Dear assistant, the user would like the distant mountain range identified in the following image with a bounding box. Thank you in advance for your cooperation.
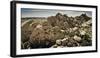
[21,17,46,20]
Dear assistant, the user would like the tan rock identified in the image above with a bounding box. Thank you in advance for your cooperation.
[80,30,86,35]
[56,39,62,45]
[73,35,81,42]
[51,44,58,48]
[73,27,78,31]
[57,46,64,48]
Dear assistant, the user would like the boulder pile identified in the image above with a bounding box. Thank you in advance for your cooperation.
[21,13,92,49]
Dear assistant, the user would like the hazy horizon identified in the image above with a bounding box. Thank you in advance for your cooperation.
[21,8,92,18]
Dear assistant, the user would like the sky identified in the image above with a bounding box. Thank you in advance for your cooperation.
[21,8,92,18]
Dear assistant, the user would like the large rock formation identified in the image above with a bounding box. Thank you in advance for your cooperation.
[21,13,92,49]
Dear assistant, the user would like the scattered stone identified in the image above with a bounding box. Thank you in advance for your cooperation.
[73,27,78,31]
[80,30,86,35]
[62,37,68,41]
[51,44,58,48]
[57,46,64,48]
[67,42,73,47]
[36,24,42,29]
[61,38,68,46]
[23,41,30,49]
[73,35,81,42]
[56,39,62,46]
[82,23,88,27]
[60,30,65,32]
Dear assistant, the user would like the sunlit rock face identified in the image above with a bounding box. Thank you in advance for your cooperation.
[21,13,92,49]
